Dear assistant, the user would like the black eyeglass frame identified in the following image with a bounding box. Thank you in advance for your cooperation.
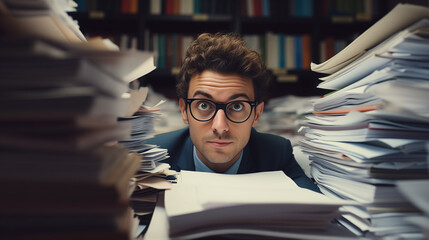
[185,98,258,123]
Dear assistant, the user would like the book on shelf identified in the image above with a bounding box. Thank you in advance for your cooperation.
[150,0,232,16]
[152,33,194,71]
[121,0,139,14]
[323,0,375,21]
[319,37,349,64]
[241,0,313,18]
[73,0,139,15]
[244,32,312,71]
[119,34,138,51]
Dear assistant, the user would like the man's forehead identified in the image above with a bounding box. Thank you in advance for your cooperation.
[189,81,254,101]
[191,90,251,101]
[189,71,254,91]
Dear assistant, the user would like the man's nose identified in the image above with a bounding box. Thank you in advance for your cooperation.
[211,109,230,134]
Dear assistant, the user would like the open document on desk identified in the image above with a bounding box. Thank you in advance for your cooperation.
[144,170,365,240]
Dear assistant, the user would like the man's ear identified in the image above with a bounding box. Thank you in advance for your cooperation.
[179,98,189,125]
[252,102,264,128]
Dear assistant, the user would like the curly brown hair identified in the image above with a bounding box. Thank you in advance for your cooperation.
[177,32,271,102]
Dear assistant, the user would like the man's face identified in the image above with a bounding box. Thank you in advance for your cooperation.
[179,70,264,173]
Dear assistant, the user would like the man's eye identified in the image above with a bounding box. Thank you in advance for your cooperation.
[231,102,244,111]
[197,102,212,111]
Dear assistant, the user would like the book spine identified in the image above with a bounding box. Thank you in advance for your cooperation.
[246,0,254,17]
[165,0,174,15]
[158,34,166,69]
[166,34,172,69]
[278,33,285,69]
[262,0,270,17]
[302,34,311,69]
[176,35,183,67]
[194,0,202,14]
[259,34,266,64]
[254,0,262,17]
[150,0,162,15]
[171,34,178,68]
[265,32,279,69]
[285,35,295,69]
[129,0,139,14]
[294,35,302,69]
[319,40,326,63]
[173,0,180,15]
[240,0,247,16]
[75,0,87,12]
[325,37,335,60]
[121,0,130,14]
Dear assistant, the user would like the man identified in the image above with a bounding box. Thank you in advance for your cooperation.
[148,33,320,192]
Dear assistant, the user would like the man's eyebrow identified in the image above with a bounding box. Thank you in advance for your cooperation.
[193,91,251,101]
[193,91,213,99]
[228,93,250,101]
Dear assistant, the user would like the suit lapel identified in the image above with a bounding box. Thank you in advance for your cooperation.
[237,145,253,173]
[237,129,257,173]
[176,135,195,171]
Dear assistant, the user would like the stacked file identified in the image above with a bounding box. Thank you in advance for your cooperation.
[164,171,357,240]
[118,86,175,224]
[119,86,169,172]
[300,3,429,239]
[256,95,319,145]
[0,0,156,239]
[397,180,429,240]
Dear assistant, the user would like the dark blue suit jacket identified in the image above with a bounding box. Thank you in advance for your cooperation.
[147,127,320,192]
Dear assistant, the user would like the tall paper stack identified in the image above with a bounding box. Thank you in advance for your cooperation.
[118,87,174,225]
[0,0,156,239]
[300,3,429,239]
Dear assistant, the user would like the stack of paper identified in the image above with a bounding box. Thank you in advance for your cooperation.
[397,180,429,240]
[162,170,358,240]
[118,86,175,224]
[256,95,319,145]
[300,3,429,239]
[0,0,157,239]
[0,0,85,43]
[119,87,170,172]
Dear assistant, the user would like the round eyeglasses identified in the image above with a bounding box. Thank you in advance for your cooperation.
[185,98,258,123]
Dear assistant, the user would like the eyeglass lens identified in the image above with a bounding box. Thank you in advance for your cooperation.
[189,99,252,122]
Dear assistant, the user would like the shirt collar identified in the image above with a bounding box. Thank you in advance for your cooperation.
[193,145,242,174]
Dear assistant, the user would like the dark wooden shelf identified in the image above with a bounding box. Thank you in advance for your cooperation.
[69,12,139,35]
[70,0,424,98]
[147,14,232,22]
[145,15,233,34]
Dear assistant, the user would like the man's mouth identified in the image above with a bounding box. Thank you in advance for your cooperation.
[207,140,232,148]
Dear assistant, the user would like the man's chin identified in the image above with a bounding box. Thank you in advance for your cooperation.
[206,155,234,165]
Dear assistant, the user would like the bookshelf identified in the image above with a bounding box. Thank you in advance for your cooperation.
[70,0,427,99]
